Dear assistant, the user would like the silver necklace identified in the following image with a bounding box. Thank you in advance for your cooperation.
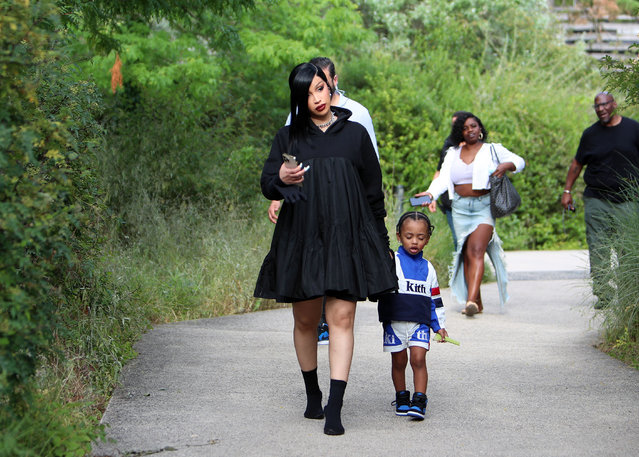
[316,111,335,129]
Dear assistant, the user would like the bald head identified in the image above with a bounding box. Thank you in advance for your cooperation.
[595,91,614,102]
[593,92,619,126]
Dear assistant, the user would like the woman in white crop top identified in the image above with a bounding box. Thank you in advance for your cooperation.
[414,113,525,316]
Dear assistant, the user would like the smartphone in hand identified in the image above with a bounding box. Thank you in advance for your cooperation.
[283,153,310,172]
[282,153,298,169]
[409,195,432,206]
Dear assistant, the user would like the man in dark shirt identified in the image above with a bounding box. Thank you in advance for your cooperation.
[562,92,639,307]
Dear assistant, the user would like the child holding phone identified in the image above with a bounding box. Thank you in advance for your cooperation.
[378,211,448,420]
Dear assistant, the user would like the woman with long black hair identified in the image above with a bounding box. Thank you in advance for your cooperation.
[254,62,396,435]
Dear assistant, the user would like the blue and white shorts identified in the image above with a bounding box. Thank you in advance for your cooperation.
[383,321,431,352]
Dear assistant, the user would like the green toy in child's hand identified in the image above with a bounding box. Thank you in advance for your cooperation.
[434,333,460,346]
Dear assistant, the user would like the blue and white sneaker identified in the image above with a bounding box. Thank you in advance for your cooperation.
[317,323,329,345]
[407,392,428,420]
[391,390,411,416]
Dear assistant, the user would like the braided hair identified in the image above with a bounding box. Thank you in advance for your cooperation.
[396,211,434,236]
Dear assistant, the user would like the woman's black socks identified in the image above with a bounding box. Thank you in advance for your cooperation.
[301,368,324,419]
[324,379,347,435]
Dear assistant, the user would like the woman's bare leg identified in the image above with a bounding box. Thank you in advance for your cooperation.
[293,298,325,419]
[464,224,494,304]
[323,297,356,435]
[324,297,357,381]
[292,297,323,371]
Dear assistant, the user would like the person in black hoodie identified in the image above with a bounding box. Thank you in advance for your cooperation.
[254,62,396,435]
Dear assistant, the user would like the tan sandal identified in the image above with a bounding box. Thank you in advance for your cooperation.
[464,300,479,317]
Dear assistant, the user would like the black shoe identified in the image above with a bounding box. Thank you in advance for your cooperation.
[304,392,324,419]
[407,392,428,420]
[391,390,411,416]
[323,379,346,435]
[323,401,344,435]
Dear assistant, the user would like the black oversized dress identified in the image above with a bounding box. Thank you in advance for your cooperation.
[254,107,397,303]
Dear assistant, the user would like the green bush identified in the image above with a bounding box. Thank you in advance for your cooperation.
[0,0,96,407]
[0,390,102,457]
[100,85,263,214]
[594,183,639,367]
[0,1,128,453]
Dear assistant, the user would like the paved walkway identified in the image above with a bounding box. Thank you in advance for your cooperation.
[92,251,639,457]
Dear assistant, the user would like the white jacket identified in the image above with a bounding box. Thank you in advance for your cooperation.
[426,142,525,199]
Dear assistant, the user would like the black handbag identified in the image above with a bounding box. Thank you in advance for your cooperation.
[489,144,521,218]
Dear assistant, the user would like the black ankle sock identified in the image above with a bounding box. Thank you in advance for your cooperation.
[324,379,347,435]
[301,368,323,419]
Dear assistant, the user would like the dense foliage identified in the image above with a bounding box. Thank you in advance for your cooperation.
[84,0,603,250]
[594,182,639,369]
[1,0,95,405]
[0,1,110,453]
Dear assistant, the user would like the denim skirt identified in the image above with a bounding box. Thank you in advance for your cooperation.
[451,194,494,250]
[448,193,509,311]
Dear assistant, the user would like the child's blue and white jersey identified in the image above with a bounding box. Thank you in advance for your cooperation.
[377,246,445,331]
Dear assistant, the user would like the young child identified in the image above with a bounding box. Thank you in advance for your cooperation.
[378,211,448,420]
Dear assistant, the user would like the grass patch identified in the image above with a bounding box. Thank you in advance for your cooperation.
[0,385,104,457]
[105,197,284,322]
[593,184,639,369]
[599,329,639,370]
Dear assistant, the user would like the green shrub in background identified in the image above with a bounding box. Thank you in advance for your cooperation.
[1,1,157,453]
[99,85,264,218]
[594,182,639,369]
[360,0,554,65]
[0,1,110,451]
[1,0,82,407]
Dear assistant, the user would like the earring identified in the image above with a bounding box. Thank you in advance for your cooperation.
[479,132,484,140]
